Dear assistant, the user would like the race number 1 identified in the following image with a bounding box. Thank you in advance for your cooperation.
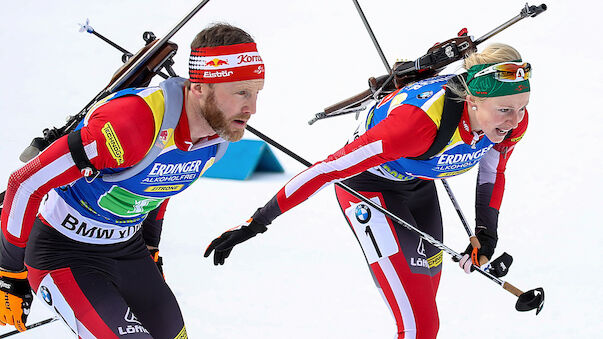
[345,198,399,264]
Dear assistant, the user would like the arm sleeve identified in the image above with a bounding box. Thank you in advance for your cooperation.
[142,199,170,248]
[0,96,155,270]
[475,110,529,235]
[252,104,437,226]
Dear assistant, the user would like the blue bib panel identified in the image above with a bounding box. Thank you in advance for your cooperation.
[54,86,219,227]
[365,75,495,180]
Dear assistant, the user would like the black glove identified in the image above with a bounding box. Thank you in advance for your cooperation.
[149,249,164,278]
[458,226,498,273]
[0,269,33,332]
[485,252,513,278]
[204,218,267,265]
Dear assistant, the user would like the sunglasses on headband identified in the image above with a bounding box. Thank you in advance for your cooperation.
[473,61,531,82]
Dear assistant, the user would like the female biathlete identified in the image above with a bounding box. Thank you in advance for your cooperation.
[205,43,532,339]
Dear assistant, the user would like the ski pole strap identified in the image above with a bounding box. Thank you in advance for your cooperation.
[67,130,99,179]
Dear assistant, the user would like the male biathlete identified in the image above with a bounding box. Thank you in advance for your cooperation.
[0,23,265,338]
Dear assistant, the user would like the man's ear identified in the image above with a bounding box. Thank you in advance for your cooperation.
[189,82,204,97]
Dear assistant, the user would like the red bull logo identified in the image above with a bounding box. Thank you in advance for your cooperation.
[205,58,229,67]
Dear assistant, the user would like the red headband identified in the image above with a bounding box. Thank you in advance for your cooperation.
[189,42,265,83]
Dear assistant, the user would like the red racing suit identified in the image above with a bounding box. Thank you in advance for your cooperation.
[250,75,528,339]
[0,80,222,338]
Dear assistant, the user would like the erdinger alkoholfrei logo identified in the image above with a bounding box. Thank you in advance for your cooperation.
[355,204,371,224]
[40,286,52,306]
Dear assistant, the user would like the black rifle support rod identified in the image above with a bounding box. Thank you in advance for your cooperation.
[353,0,391,73]
[91,30,131,56]
[473,3,547,45]
[107,0,211,93]
[82,23,169,79]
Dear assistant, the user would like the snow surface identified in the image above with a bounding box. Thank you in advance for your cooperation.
[1,0,602,338]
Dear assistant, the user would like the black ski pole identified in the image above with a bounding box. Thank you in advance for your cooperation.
[353,0,391,73]
[440,179,481,250]
[245,124,544,314]
[0,317,60,338]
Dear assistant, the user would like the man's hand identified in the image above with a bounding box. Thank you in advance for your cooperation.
[204,218,267,265]
[0,269,33,332]
[458,226,497,274]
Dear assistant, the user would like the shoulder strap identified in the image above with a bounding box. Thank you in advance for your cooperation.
[103,77,187,183]
[408,76,465,161]
[66,77,187,183]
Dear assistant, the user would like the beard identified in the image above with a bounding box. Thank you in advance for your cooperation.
[201,91,248,142]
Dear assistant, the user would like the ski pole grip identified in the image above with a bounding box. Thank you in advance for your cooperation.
[503,281,523,297]
[324,89,372,114]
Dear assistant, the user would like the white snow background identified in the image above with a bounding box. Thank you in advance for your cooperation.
[1,0,601,338]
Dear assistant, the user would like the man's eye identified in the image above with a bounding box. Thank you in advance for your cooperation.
[498,108,510,113]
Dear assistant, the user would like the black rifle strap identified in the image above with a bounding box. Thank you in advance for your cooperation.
[408,77,465,161]
[67,130,99,178]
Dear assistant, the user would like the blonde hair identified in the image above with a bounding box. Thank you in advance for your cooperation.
[449,43,523,101]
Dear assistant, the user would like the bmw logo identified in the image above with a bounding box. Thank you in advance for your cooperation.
[417,91,433,100]
[40,286,52,306]
[355,204,371,224]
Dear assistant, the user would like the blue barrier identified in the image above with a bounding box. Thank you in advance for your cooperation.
[202,139,284,180]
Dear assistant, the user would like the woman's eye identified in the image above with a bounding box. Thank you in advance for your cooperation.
[237,91,248,96]
[498,108,510,113]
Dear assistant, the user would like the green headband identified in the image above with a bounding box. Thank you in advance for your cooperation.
[466,60,531,97]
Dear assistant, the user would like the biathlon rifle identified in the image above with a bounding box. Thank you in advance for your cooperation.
[308,2,547,125]
[18,0,213,164]
[0,2,213,333]
[0,0,212,206]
